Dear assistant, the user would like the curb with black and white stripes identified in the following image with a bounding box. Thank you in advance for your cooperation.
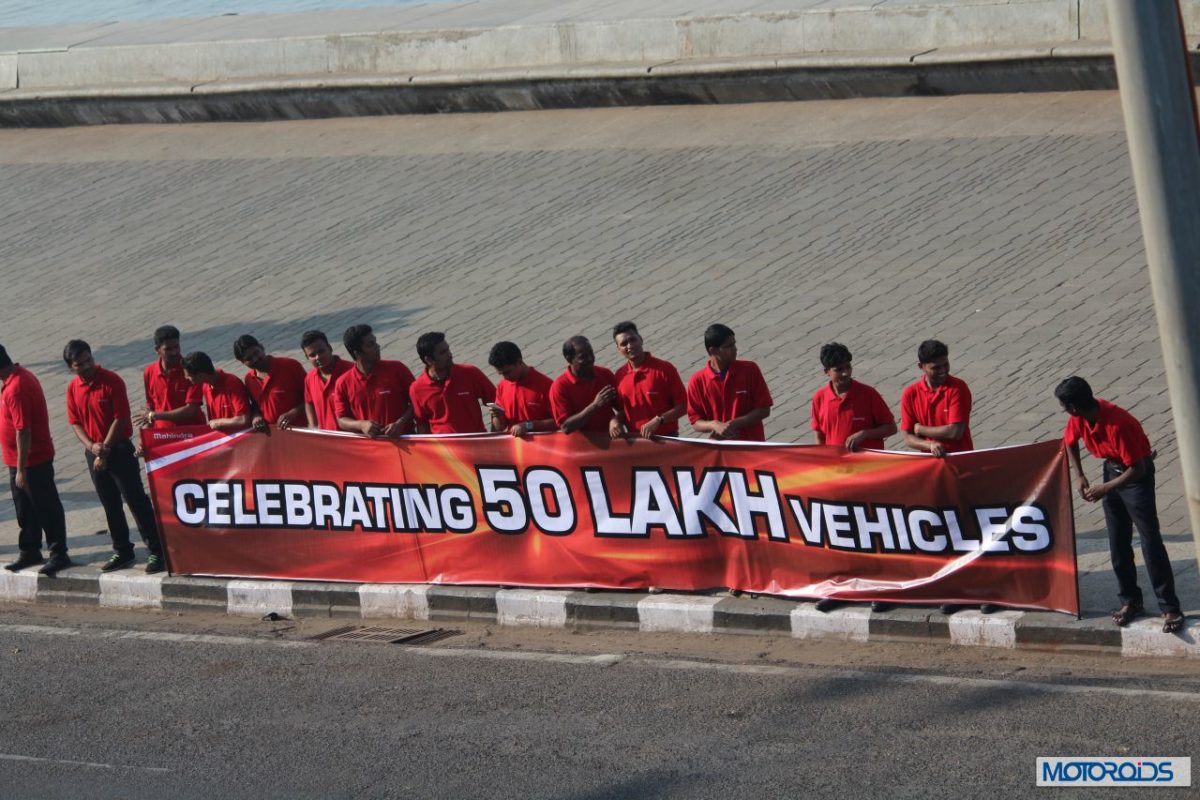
[1,568,1196,659]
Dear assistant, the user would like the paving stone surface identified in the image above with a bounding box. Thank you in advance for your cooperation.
[0,90,1195,614]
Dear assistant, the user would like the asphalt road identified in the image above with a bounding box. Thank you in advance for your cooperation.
[1,605,1196,799]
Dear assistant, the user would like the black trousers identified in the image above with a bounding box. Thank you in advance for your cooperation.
[8,459,68,557]
[85,439,161,557]
[1102,460,1180,614]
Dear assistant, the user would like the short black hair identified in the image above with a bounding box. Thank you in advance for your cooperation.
[62,339,91,366]
[154,325,181,348]
[232,334,262,362]
[488,341,522,369]
[0,345,10,370]
[343,325,373,360]
[820,342,852,370]
[704,324,734,352]
[300,330,329,350]
[612,321,639,340]
[416,331,446,364]
[917,339,949,364]
[1055,376,1097,410]
[182,351,215,376]
[563,335,590,362]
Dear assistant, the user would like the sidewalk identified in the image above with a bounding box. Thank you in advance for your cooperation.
[1,0,1198,125]
[1,504,1197,659]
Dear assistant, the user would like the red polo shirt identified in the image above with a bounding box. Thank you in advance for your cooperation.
[1064,398,1152,467]
[900,374,974,453]
[143,360,205,427]
[304,357,353,431]
[244,355,308,425]
[810,379,894,450]
[686,359,773,442]
[495,367,553,425]
[204,370,251,422]
[66,366,132,443]
[550,366,617,433]
[409,363,495,434]
[614,353,687,436]
[0,366,54,467]
[332,360,416,429]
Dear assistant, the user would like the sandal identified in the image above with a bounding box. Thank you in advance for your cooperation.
[1111,602,1143,627]
[1162,611,1185,634]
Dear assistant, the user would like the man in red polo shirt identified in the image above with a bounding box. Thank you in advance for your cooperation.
[550,336,621,435]
[334,324,415,439]
[612,321,686,439]
[182,352,253,432]
[410,332,495,434]
[899,338,981,616]
[687,324,773,442]
[900,339,973,457]
[809,341,897,613]
[1,344,71,576]
[233,334,307,430]
[301,329,352,431]
[1056,376,1183,633]
[63,340,164,574]
[487,341,554,437]
[134,324,205,430]
[810,342,895,451]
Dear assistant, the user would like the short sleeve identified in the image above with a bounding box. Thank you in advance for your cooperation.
[750,364,773,409]
[65,385,80,427]
[945,383,972,425]
[685,373,706,425]
[899,386,915,433]
[666,364,687,408]
[809,392,822,432]
[474,367,496,404]
[549,379,570,426]
[869,387,895,426]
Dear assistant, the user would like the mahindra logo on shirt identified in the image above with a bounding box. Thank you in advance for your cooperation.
[735,390,748,394]
[457,392,472,397]
[378,390,392,395]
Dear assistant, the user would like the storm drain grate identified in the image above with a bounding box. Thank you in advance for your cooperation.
[308,626,462,645]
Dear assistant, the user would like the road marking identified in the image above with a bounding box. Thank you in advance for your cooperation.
[3,621,1198,701]
[0,623,313,648]
[948,610,1020,648]
[0,753,171,773]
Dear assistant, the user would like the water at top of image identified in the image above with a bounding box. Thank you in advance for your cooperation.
[0,0,443,28]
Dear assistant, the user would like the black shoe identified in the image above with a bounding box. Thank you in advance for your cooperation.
[100,552,135,573]
[870,601,893,613]
[38,554,73,576]
[815,598,841,613]
[979,603,1002,615]
[5,553,43,571]
[939,604,961,615]
[145,554,167,575]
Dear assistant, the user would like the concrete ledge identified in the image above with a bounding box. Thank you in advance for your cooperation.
[2,566,1196,658]
[0,51,1136,128]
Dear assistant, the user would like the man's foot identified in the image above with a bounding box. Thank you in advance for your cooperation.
[100,552,135,573]
[939,604,961,616]
[5,553,43,571]
[814,598,841,613]
[1162,610,1185,634]
[979,603,1002,614]
[870,601,892,613]
[1111,602,1143,627]
[38,554,73,576]
[145,554,167,575]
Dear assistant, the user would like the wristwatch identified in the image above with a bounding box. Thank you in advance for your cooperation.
[523,421,534,433]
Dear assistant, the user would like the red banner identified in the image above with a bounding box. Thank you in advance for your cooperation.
[142,428,1079,614]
